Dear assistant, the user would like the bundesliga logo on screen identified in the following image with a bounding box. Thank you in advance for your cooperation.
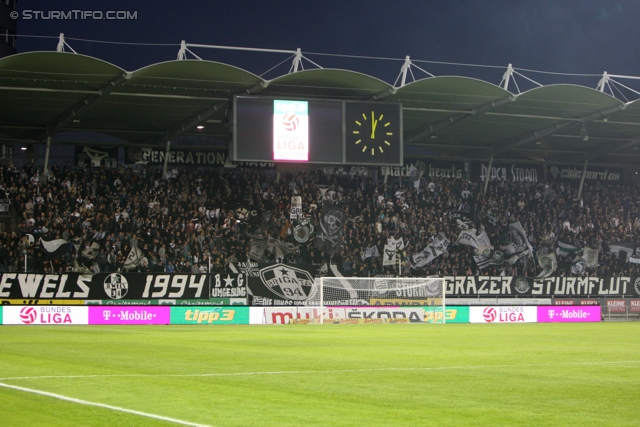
[282,113,299,131]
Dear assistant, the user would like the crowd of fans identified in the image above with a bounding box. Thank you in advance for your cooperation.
[1,159,639,278]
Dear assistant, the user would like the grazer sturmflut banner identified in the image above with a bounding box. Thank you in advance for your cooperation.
[444,276,640,297]
[0,273,210,300]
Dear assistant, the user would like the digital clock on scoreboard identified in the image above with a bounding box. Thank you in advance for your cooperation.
[232,96,402,166]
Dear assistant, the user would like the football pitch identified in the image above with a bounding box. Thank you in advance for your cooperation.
[1,323,639,426]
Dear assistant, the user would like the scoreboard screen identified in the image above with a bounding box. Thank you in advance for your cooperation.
[232,96,402,166]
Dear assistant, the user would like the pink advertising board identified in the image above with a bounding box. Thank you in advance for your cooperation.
[89,306,170,325]
[537,306,600,323]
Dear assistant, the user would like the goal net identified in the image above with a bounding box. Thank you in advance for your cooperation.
[286,276,445,324]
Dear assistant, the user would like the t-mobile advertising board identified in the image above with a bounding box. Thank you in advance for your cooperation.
[469,306,537,323]
[4,306,88,325]
[536,306,600,322]
[89,307,171,325]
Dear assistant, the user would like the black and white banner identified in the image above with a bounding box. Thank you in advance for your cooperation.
[0,273,209,300]
[315,204,347,255]
[231,263,317,306]
[211,273,247,299]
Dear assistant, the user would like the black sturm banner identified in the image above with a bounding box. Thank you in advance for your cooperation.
[0,273,209,300]
[444,276,640,297]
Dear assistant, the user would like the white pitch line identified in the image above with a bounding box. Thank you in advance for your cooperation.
[0,360,638,382]
[0,382,213,427]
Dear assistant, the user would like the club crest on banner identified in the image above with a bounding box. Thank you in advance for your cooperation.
[514,277,530,294]
[103,273,129,299]
[259,265,316,301]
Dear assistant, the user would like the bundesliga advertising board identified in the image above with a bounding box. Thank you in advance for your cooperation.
[0,273,209,300]
[4,306,89,325]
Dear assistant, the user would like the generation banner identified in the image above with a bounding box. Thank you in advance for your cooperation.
[125,147,275,169]
[3,306,88,325]
[444,276,640,297]
[0,273,209,301]
[536,306,600,322]
[469,306,537,323]
[89,306,171,325]
[170,307,249,325]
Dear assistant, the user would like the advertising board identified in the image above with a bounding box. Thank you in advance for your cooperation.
[630,299,640,313]
[469,306,537,323]
[0,299,86,305]
[606,299,627,313]
[536,306,600,322]
[170,307,249,325]
[424,306,469,323]
[3,306,88,325]
[88,307,170,325]
[254,306,424,324]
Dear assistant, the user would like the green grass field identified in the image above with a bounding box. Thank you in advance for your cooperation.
[1,323,639,426]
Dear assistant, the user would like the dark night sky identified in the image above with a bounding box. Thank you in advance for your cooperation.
[12,0,640,90]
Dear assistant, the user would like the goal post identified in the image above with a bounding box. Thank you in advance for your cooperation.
[310,276,445,324]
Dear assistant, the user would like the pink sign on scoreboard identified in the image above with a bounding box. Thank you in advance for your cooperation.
[537,306,600,323]
[89,306,170,325]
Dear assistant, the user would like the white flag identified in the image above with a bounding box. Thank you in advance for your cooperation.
[124,246,144,270]
[40,238,68,253]
[382,244,397,266]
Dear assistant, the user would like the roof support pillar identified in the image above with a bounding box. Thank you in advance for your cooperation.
[162,140,171,179]
[42,136,51,185]
[483,154,494,196]
[577,159,588,200]
[400,56,411,87]
[292,48,302,73]
[597,72,609,92]
[502,64,514,90]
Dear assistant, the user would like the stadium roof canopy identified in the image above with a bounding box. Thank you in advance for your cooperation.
[1,51,640,168]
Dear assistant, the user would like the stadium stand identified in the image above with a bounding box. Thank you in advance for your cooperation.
[2,160,639,279]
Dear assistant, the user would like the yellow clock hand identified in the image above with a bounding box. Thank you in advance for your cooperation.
[370,111,378,139]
